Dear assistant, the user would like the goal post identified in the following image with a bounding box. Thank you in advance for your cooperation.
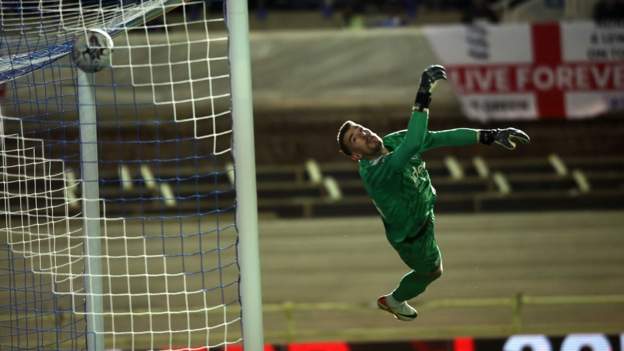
[228,1,265,350]
[0,1,264,350]
[77,68,105,351]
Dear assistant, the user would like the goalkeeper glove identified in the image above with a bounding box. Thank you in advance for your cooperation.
[479,128,530,150]
[414,64,447,111]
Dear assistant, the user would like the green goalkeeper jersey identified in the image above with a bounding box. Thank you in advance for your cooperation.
[359,110,478,244]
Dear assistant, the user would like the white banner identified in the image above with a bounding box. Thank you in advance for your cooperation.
[423,22,624,121]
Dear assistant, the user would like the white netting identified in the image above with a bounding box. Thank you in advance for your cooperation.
[0,114,240,349]
[0,1,243,350]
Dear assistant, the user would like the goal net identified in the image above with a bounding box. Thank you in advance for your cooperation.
[0,1,257,350]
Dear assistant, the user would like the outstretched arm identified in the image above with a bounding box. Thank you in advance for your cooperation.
[421,127,531,153]
[421,128,479,153]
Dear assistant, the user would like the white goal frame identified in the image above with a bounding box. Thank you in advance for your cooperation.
[228,1,265,350]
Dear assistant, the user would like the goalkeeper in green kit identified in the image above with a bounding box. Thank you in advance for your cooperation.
[336,65,530,321]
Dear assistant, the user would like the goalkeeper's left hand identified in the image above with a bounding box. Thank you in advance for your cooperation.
[479,128,530,150]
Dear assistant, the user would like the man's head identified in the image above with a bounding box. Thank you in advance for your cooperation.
[337,120,384,161]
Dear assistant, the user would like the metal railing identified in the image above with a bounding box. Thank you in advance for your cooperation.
[262,293,624,342]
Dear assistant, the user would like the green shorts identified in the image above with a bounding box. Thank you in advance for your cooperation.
[389,214,441,274]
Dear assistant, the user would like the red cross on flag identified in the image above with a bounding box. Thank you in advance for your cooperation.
[423,22,624,121]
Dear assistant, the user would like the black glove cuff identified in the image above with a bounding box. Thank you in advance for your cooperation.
[413,91,431,111]
[479,129,497,145]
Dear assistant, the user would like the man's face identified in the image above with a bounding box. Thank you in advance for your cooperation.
[343,123,383,160]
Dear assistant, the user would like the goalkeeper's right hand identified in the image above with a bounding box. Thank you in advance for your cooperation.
[414,64,447,112]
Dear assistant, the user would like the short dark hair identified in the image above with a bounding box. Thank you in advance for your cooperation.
[337,120,355,156]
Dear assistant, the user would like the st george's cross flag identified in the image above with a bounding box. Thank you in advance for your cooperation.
[423,22,624,121]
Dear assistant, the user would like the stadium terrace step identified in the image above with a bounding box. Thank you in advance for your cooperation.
[585,172,624,191]
[315,162,359,181]
[257,164,307,182]
[486,157,555,175]
[435,177,493,193]
[564,156,624,173]
[476,190,624,212]
[504,174,578,192]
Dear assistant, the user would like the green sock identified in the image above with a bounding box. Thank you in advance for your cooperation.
[391,270,439,302]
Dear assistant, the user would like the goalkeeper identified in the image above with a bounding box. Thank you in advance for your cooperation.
[336,65,530,321]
